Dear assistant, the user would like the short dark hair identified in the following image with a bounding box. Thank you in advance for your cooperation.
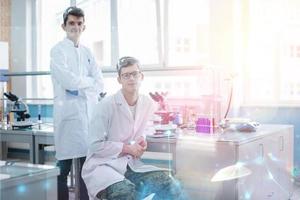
[116,56,140,76]
[63,6,85,25]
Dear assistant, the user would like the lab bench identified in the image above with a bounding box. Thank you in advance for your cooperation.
[0,128,35,163]
[0,125,51,164]
[0,124,294,199]
[32,125,55,164]
[0,162,59,200]
[32,128,178,173]
[146,137,177,173]
[0,125,177,200]
[0,124,178,171]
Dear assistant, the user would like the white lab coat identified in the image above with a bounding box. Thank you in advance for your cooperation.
[50,38,104,160]
[82,90,161,199]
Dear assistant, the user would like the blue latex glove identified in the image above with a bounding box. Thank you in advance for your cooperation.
[66,89,79,96]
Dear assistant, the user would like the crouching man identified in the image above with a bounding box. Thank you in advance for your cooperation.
[82,56,186,200]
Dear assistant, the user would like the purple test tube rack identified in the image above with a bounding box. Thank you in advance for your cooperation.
[196,117,211,133]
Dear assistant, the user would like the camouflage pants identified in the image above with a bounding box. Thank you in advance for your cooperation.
[97,167,186,200]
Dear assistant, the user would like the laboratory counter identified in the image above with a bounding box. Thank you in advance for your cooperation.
[179,124,293,144]
[0,123,178,172]
[0,128,35,163]
[0,124,295,199]
[0,161,59,200]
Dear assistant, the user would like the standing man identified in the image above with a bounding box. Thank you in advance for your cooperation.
[50,6,104,200]
[82,57,185,200]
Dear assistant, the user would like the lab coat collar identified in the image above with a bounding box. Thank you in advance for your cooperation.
[63,37,81,48]
[114,90,143,123]
[114,90,147,139]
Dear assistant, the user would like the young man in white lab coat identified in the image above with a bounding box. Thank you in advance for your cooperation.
[50,6,104,200]
[82,57,185,200]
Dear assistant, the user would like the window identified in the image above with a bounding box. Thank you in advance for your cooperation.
[167,0,210,66]
[279,16,300,102]
[36,0,111,98]
[37,0,69,71]
[118,0,159,65]
[32,0,300,106]
[35,0,213,99]
[37,0,112,68]
[36,0,211,70]
[36,0,70,98]
[77,0,111,66]
[245,0,300,105]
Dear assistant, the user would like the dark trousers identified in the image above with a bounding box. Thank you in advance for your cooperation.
[56,157,89,200]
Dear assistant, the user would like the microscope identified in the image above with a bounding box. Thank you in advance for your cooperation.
[149,92,175,124]
[4,92,33,129]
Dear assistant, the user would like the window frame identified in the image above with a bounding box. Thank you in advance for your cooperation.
[34,0,300,107]
[36,0,211,70]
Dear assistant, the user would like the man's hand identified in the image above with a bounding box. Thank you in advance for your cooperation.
[136,136,147,150]
[122,143,145,159]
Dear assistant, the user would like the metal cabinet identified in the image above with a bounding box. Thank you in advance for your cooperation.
[237,138,264,199]
[237,126,293,200]
[175,124,294,200]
